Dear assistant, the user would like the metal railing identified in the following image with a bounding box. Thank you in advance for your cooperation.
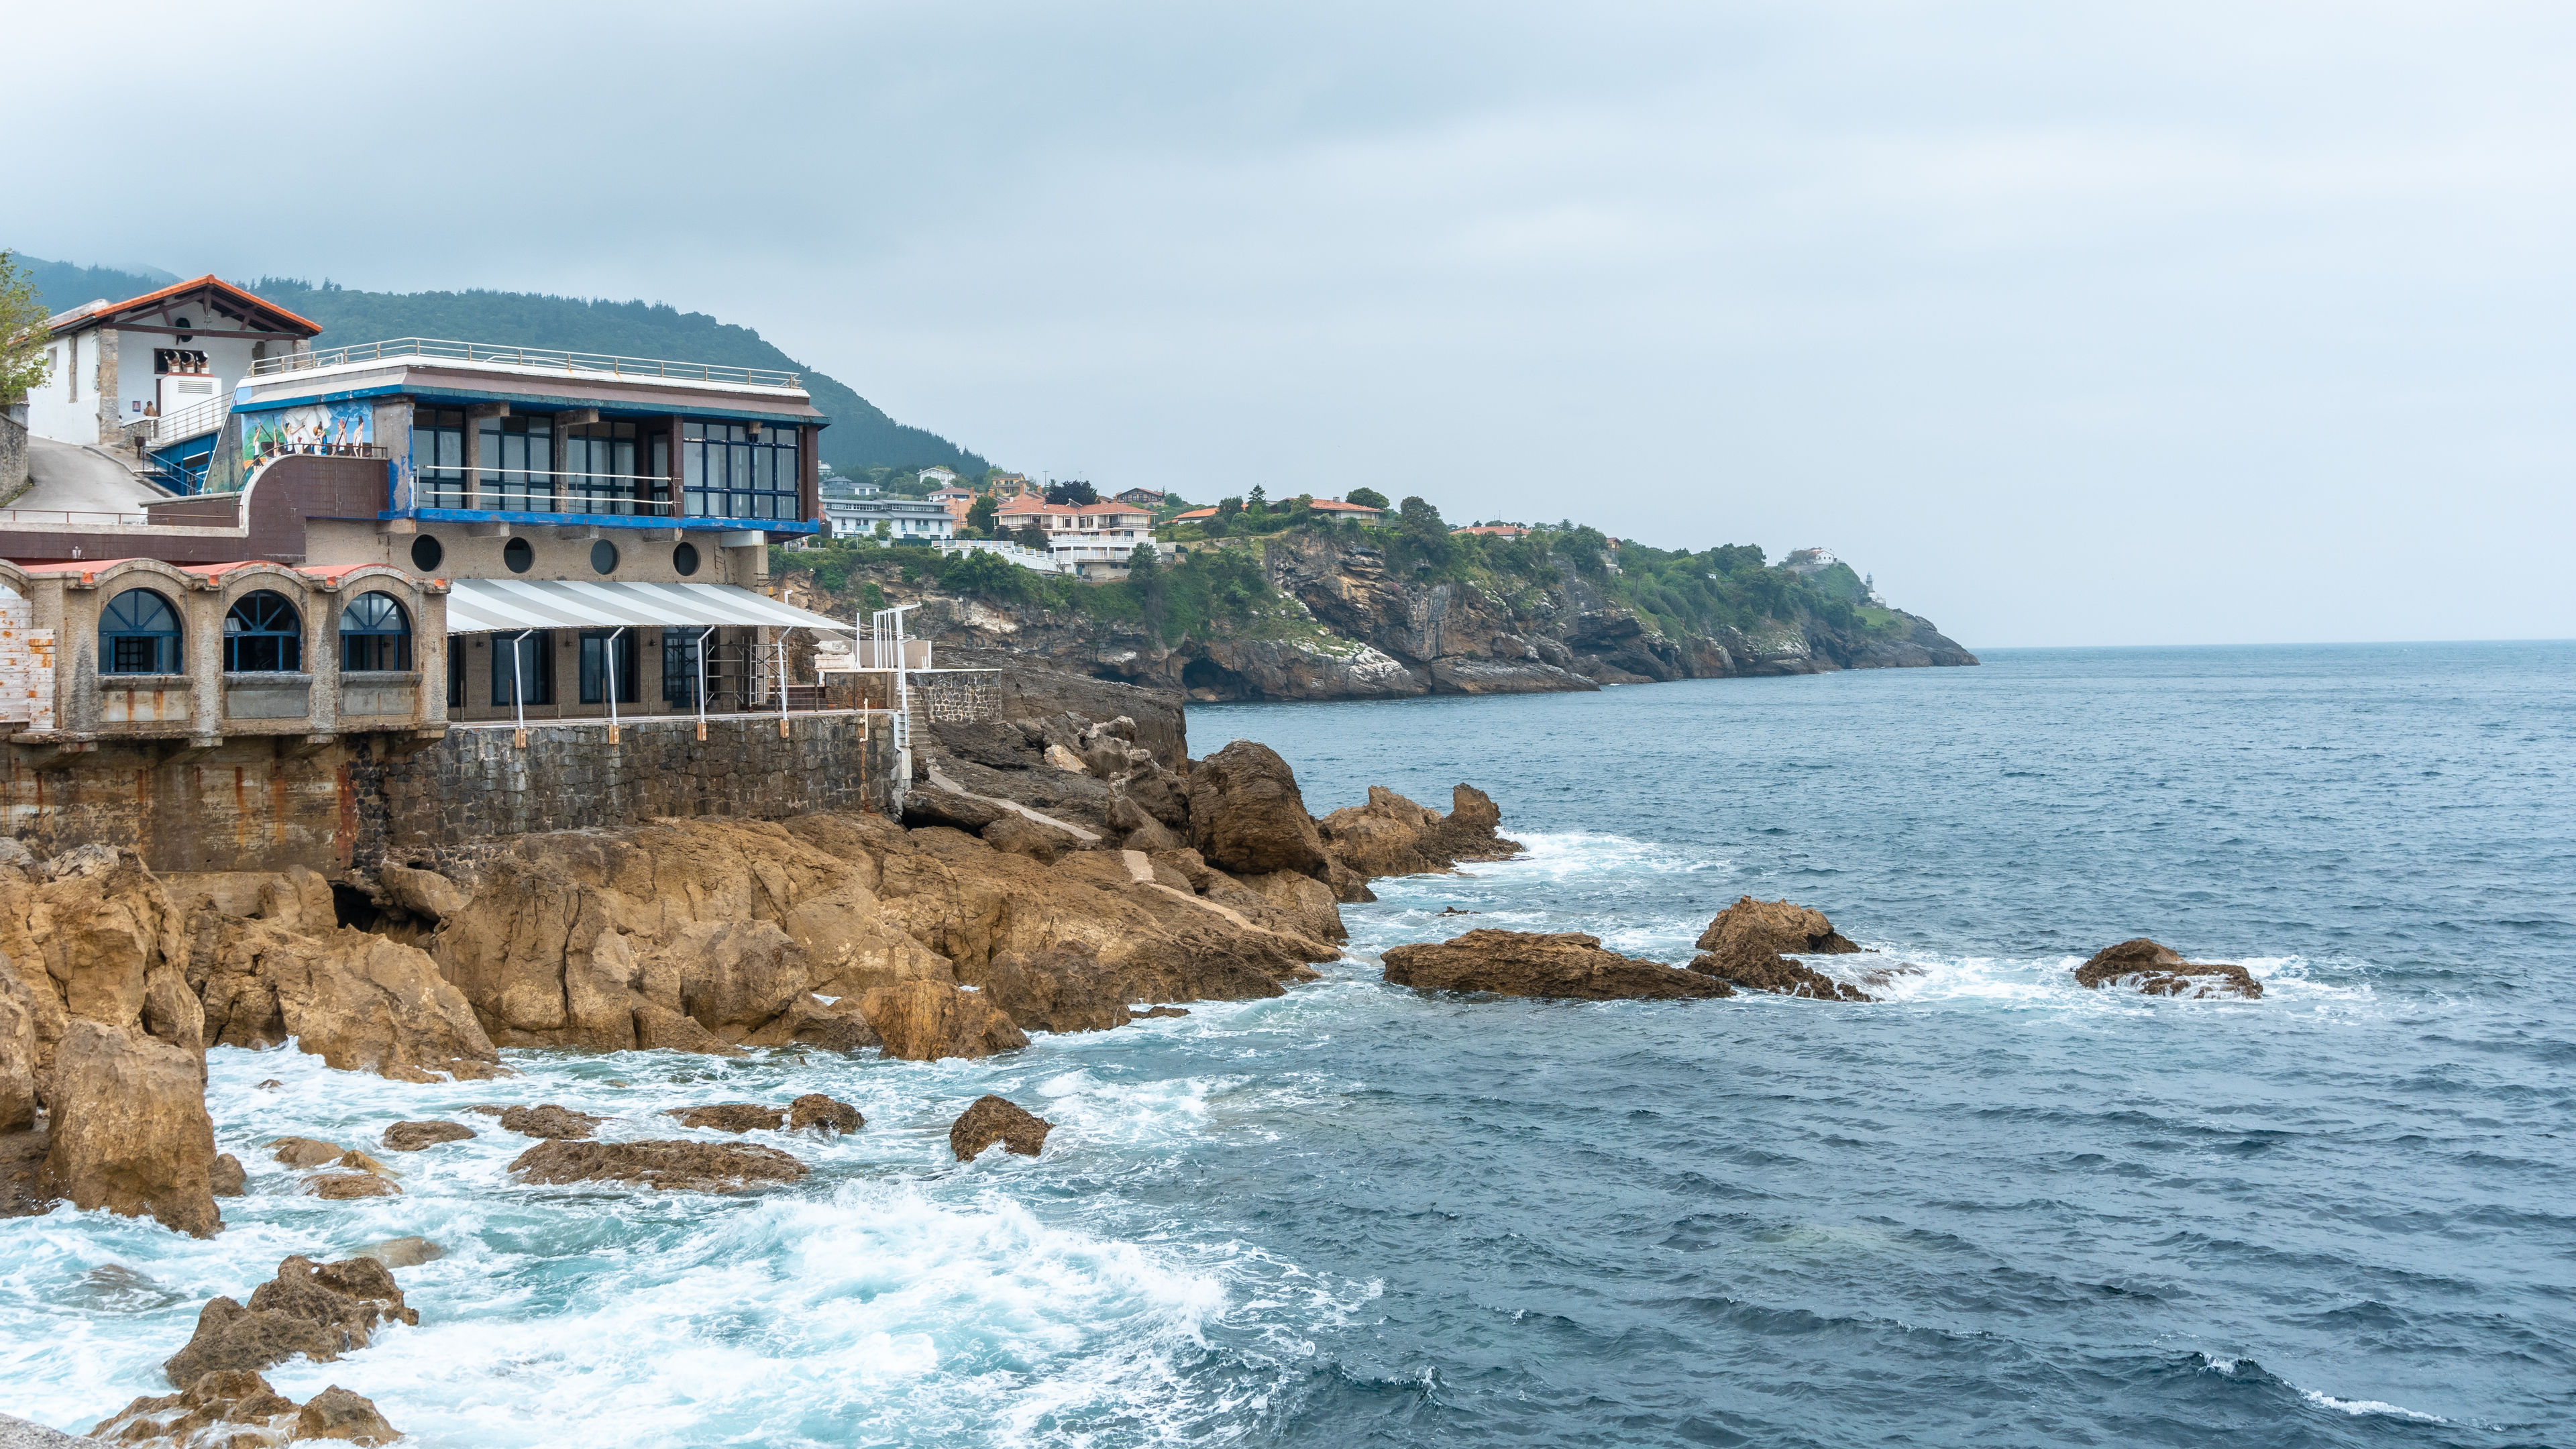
[133,391,231,445]
[406,467,680,516]
[254,337,803,390]
[0,507,156,529]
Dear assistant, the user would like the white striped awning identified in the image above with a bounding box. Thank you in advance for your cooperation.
[441,579,855,635]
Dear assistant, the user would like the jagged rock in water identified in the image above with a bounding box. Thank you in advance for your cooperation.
[508,1138,808,1193]
[1185,741,1332,880]
[2073,939,2263,999]
[381,1120,475,1152]
[1381,930,1736,1001]
[1687,896,1873,1001]
[949,1094,1053,1161]
[295,1385,402,1444]
[860,979,1030,1061]
[788,1093,863,1134]
[307,1173,399,1200]
[497,1104,602,1140]
[0,848,219,1237]
[668,1103,785,1132]
[162,1254,417,1387]
[90,1368,302,1446]
[209,1154,247,1197]
[356,1236,444,1268]
[1136,1005,1191,1018]
[268,1136,343,1168]
[1318,785,1524,879]
[974,945,1131,1034]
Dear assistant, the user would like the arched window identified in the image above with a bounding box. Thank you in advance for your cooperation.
[224,590,303,672]
[339,592,412,672]
[100,588,182,674]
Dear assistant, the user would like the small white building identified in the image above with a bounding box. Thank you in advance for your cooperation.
[826,494,955,542]
[25,276,320,449]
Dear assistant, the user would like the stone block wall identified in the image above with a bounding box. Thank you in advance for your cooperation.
[0,710,896,878]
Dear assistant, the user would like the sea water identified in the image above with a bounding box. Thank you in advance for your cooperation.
[5,642,2571,1446]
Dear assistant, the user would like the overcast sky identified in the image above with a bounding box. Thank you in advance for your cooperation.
[14,1,2573,647]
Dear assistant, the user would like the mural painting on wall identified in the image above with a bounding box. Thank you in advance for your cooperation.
[242,400,373,467]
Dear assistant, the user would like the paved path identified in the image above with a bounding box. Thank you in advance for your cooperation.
[7,438,162,517]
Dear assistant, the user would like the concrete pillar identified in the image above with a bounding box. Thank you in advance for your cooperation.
[187,582,224,741]
[95,331,122,445]
[309,586,340,736]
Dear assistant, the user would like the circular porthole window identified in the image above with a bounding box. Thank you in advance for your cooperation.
[672,542,700,577]
[503,537,535,574]
[410,535,444,572]
[590,539,619,575]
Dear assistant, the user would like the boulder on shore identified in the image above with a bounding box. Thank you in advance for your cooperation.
[2073,939,2263,1000]
[1381,929,1736,1001]
[270,1136,344,1168]
[1318,785,1525,879]
[950,1094,1053,1161]
[1185,741,1332,880]
[190,912,504,1083]
[973,945,1130,1034]
[91,1371,403,1448]
[307,1172,400,1200]
[508,1138,809,1193]
[1687,897,1873,1001]
[162,1254,417,1387]
[860,979,1030,1061]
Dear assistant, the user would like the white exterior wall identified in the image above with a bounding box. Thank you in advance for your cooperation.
[24,331,96,443]
[119,333,259,429]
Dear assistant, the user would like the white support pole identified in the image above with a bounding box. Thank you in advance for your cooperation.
[694,625,713,741]
[508,630,531,743]
[604,625,625,737]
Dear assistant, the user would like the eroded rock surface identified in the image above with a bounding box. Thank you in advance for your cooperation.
[1382,930,1735,1001]
[496,1105,601,1140]
[508,1138,809,1192]
[1186,741,1332,879]
[669,1103,784,1133]
[861,979,1030,1061]
[307,1173,399,1200]
[381,1121,474,1152]
[1318,786,1524,878]
[1687,896,1872,1001]
[162,1255,416,1387]
[950,1094,1053,1160]
[188,912,503,1083]
[788,1093,863,1134]
[2073,939,2263,999]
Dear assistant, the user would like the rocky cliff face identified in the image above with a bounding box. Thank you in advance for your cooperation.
[865,531,1974,703]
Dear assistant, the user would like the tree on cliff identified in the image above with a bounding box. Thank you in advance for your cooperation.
[1345,486,1389,509]
[0,252,54,402]
[1397,496,1452,566]
[967,494,999,537]
[1126,543,1168,637]
[1045,480,1099,505]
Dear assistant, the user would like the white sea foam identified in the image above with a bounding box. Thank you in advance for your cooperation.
[2300,1389,2446,1423]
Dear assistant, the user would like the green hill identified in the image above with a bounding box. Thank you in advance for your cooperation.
[17,256,987,475]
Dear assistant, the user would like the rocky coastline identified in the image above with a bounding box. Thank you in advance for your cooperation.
[0,686,2257,1443]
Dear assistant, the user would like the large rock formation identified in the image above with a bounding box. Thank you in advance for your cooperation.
[508,1138,809,1192]
[1185,741,1332,880]
[1381,929,1736,1001]
[860,979,1030,1061]
[1687,896,1872,1002]
[2073,939,2263,1000]
[162,1255,417,1387]
[0,847,219,1236]
[186,907,503,1082]
[1318,785,1523,877]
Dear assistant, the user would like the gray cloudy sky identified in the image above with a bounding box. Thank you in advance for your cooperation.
[14,1,2573,647]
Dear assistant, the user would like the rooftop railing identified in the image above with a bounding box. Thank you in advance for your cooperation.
[252,338,803,390]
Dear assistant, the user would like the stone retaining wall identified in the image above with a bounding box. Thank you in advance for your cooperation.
[0,710,896,878]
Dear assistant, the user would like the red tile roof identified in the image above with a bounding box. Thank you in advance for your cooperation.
[48,274,322,339]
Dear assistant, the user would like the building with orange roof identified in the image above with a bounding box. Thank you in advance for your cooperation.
[26,275,321,457]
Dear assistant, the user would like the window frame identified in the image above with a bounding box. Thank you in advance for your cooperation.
[490,631,553,707]
[339,591,414,672]
[223,590,305,674]
[100,587,183,676]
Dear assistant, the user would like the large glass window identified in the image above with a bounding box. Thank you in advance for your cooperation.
[663,629,702,706]
[480,415,555,512]
[680,421,799,521]
[579,630,639,704]
[414,408,466,508]
[340,592,413,672]
[101,588,182,674]
[224,591,303,673]
[491,631,553,706]
[561,421,645,515]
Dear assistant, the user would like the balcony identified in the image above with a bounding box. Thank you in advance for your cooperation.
[254,337,803,391]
